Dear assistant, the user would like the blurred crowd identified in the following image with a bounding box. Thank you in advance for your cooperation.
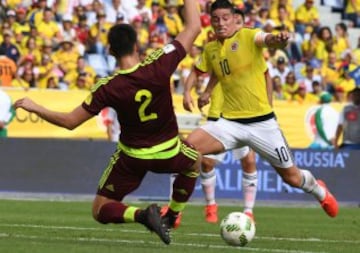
[0,0,359,104]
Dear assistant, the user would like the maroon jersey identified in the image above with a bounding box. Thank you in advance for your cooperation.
[82,40,186,148]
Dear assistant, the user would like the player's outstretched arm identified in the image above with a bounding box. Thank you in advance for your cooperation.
[197,72,218,110]
[175,0,201,53]
[14,97,93,130]
[183,68,200,112]
[255,31,289,49]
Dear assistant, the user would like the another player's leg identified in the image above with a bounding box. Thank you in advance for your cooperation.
[249,119,339,218]
[275,166,338,217]
[238,149,257,221]
[201,156,218,223]
[92,155,171,244]
[160,173,182,228]
[186,126,232,223]
[93,195,170,244]
[162,141,202,229]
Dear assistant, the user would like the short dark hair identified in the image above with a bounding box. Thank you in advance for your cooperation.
[234,8,244,20]
[210,0,235,14]
[108,24,137,58]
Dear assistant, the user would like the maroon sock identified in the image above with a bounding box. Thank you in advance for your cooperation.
[97,202,128,224]
[172,173,197,203]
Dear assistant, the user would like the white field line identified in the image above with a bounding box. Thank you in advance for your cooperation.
[0,232,327,253]
[0,223,359,245]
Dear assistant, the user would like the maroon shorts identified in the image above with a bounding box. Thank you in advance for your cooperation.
[96,140,198,201]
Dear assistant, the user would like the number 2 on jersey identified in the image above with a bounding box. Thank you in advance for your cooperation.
[135,89,158,122]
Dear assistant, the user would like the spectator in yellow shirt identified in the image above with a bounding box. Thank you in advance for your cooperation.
[70,72,91,90]
[6,10,17,32]
[270,0,295,22]
[11,68,34,90]
[27,0,47,26]
[132,16,149,51]
[12,7,31,37]
[3,0,22,9]
[344,0,360,27]
[321,52,341,93]
[283,71,300,99]
[311,80,324,98]
[89,10,113,55]
[45,76,59,89]
[28,25,44,48]
[52,40,80,76]
[333,22,351,60]
[164,3,184,39]
[293,83,320,103]
[295,0,320,36]
[315,26,334,64]
[63,56,96,90]
[274,4,295,32]
[178,44,202,90]
[37,54,57,89]
[273,75,291,100]
[37,7,63,47]
[335,66,356,94]
[18,37,42,66]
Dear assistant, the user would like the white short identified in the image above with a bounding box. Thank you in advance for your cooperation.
[200,117,294,168]
[205,146,249,163]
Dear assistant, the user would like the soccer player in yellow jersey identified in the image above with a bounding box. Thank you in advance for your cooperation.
[183,8,258,223]
[186,0,339,219]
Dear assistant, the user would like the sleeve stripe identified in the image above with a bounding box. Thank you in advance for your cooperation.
[254,31,269,47]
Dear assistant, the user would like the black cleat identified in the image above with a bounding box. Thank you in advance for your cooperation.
[140,204,171,245]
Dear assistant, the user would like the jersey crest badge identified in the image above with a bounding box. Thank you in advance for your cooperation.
[231,42,239,51]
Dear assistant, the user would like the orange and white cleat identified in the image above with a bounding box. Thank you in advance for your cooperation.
[205,204,218,223]
[317,180,339,218]
[160,205,182,229]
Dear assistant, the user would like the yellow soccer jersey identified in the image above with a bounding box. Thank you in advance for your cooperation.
[37,21,60,39]
[295,5,319,24]
[196,28,271,119]
[333,37,349,60]
[207,84,224,119]
[196,43,223,119]
[345,0,360,14]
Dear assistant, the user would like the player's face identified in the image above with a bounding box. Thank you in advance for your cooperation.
[211,8,237,40]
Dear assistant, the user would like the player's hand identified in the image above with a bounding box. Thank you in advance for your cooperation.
[276,31,289,42]
[183,91,194,112]
[14,97,39,113]
[197,92,210,110]
[274,31,289,48]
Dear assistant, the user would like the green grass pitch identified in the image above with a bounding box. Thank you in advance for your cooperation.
[0,199,359,253]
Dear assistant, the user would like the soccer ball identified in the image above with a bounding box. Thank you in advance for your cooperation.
[220,212,256,247]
